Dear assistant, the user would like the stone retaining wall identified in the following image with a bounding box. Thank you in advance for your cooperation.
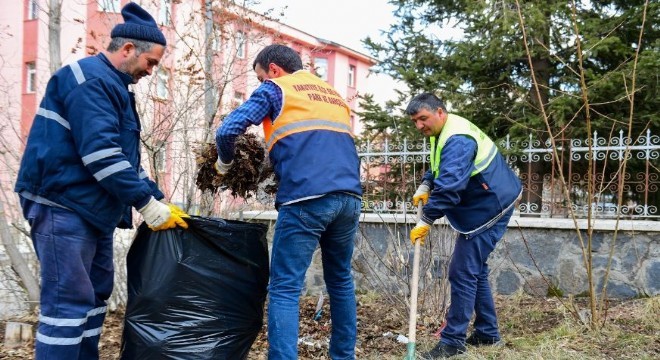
[2,213,657,319]
[242,211,659,298]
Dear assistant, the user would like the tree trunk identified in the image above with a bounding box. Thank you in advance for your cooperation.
[524,13,551,216]
[3,322,33,348]
[0,201,39,310]
[203,0,215,143]
[199,0,218,215]
[48,0,62,74]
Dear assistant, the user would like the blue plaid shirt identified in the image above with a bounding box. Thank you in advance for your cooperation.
[216,81,283,163]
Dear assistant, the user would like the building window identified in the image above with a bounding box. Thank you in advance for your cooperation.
[235,31,246,59]
[156,68,169,99]
[27,0,38,20]
[97,0,121,12]
[348,65,356,87]
[26,62,36,93]
[158,0,171,26]
[154,141,166,172]
[314,58,328,81]
[211,35,221,52]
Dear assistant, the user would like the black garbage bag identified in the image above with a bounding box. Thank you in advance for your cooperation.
[120,216,269,360]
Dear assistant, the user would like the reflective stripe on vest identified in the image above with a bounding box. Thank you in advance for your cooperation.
[262,70,352,151]
[430,114,498,178]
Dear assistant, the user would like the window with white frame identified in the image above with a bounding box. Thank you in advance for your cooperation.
[348,65,356,87]
[26,62,36,93]
[154,141,166,172]
[211,35,222,52]
[314,58,328,81]
[156,68,169,99]
[27,0,38,20]
[97,0,121,12]
[235,31,246,59]
[158,0,171,26]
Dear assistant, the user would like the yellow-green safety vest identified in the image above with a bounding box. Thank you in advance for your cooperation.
[430,114,498,178]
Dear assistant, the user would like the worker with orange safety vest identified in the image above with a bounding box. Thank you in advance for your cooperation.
[215,44,362,360]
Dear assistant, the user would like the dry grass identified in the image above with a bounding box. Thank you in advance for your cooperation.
[1,294,658,359]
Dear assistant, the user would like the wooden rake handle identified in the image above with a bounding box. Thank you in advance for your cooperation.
[407,202,424,345]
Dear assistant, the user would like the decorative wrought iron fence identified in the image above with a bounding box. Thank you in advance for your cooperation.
[357,129,659,219]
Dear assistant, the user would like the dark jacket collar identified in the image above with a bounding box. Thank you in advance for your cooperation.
[97,53,133,87]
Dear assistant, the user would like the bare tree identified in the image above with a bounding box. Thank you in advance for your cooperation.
[0,41,40,311]
[513,0,652,328]
[47,0,63,74]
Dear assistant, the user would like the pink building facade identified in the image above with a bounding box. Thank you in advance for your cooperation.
[0,0,375,214]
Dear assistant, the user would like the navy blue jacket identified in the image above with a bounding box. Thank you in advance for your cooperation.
[15,53,163,234]
[421,135,521,236]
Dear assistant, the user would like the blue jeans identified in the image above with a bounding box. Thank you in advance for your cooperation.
[440,208,513,347]
[268,193,361,360]
[21,198,114,360]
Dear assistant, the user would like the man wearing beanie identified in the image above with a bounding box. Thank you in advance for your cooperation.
[14,3,187,359]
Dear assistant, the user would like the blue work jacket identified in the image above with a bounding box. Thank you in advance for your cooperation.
[15,53,163,233]
[421,135,522,236]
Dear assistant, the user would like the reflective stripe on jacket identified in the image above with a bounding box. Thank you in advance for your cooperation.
[423,115,522,235]
[261,71,362,206]
[14,54,163,233]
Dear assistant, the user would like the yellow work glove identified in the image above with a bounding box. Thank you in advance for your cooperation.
[138,197,189,231]
[168,203,190,220]
[410,220,431,245]
[412,184,430,206]
[214,158,233,176]
[151,203,189,231]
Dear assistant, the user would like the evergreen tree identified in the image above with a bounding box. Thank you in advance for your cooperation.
[358,0,658,214]
[360,0,658,141]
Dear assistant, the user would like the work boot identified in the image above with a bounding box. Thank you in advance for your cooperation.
[420,342,466,359]
[465,333,504,347]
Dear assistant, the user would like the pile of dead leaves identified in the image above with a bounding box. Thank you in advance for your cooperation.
[195,133,277,199]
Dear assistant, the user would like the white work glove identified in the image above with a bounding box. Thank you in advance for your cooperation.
[137,197,171,229]
[412,184,430,206]
[214,158,233,176]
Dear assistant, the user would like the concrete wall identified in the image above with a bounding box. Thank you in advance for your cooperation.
[242,211,660,299]
[2,212,656,320]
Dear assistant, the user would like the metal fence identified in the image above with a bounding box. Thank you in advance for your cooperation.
[357,129,660,219]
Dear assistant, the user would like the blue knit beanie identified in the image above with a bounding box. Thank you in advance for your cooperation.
[110,2,166,46]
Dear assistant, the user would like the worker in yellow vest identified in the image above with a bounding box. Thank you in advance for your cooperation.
[215,44,362,360]
[407,93,522,359]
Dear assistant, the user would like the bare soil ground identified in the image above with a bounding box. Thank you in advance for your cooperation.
[1,294,658,359]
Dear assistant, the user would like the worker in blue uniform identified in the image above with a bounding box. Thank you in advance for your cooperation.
[406,93,522,359]
[14,3,187,359]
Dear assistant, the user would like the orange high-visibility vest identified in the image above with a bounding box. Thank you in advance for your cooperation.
[262,71,352,151]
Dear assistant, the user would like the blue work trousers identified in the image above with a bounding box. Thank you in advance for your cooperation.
[440,208,513,347]
[267,193,361,360]
[21,198,114,360]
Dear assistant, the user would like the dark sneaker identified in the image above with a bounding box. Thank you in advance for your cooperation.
[420,342,466,359]
[465,333,504,347]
